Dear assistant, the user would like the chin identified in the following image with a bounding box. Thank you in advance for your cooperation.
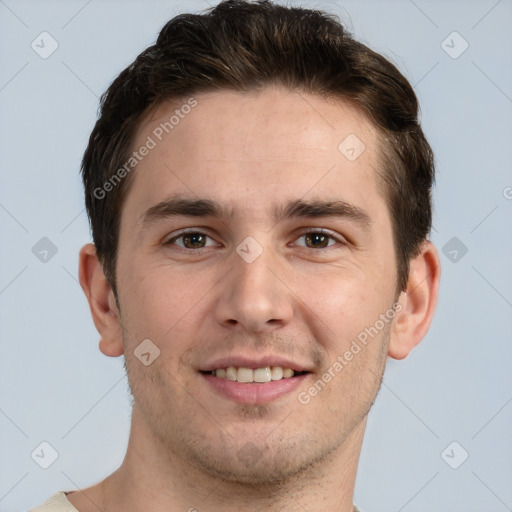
[180,431,338,488]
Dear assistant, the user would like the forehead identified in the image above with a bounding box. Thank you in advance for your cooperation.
[139,87,376,159]
[123,87,384,223]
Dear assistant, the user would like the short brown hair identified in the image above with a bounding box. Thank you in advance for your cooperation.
[81,0,434,296]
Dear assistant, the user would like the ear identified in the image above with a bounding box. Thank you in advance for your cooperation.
[78,243,124,357]
[388,241,441,360]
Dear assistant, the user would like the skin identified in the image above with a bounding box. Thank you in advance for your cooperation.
[75,87,440,512]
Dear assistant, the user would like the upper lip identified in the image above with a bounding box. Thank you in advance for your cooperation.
[199,355,312,373]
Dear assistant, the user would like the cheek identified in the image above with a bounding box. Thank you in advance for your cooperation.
[293,267,393,349]
[118,261,211,350]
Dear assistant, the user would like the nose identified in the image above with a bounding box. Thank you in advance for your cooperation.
[213,243,294,333]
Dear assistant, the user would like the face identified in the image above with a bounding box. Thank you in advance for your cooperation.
[115,88,399,484]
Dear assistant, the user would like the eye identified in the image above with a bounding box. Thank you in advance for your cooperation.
[165,230,217,249]
[294,229,344,249]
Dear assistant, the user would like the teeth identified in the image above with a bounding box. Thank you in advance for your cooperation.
[254,367,272,383]
[226,366,237,381]
[282,368,294,378]
[212,366,297,383]
[237,367,253,383]
[216,368,226,379]
[271,366,283,380]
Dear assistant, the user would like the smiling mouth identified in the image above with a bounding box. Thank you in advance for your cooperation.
[200,366,309,383]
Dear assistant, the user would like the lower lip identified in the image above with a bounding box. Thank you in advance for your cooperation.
[201,373,309,404]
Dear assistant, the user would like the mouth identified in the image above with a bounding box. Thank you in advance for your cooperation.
[200,366,310,383]
[199,363,312,404]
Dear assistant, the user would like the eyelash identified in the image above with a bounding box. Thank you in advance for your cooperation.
[164,228,346,251]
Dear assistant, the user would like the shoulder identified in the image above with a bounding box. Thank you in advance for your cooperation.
[29,491,78,512]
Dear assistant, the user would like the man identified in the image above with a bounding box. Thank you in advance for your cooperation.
[30,0,440,510]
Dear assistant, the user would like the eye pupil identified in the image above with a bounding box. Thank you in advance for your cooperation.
[306,233,329,248]
[174,231,335,250]
[184,233,205,248]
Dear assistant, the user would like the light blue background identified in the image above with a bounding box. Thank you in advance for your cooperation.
[1,1,511,511]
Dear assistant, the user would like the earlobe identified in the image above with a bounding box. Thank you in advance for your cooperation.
[388,241,441,360]
[78,243,124,358]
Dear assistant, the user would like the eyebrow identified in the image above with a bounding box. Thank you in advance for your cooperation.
[140,195,371,231]
[276,199,371,230]
[141,196,233,227]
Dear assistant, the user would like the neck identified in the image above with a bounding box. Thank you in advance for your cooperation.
[97,406,366,512]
